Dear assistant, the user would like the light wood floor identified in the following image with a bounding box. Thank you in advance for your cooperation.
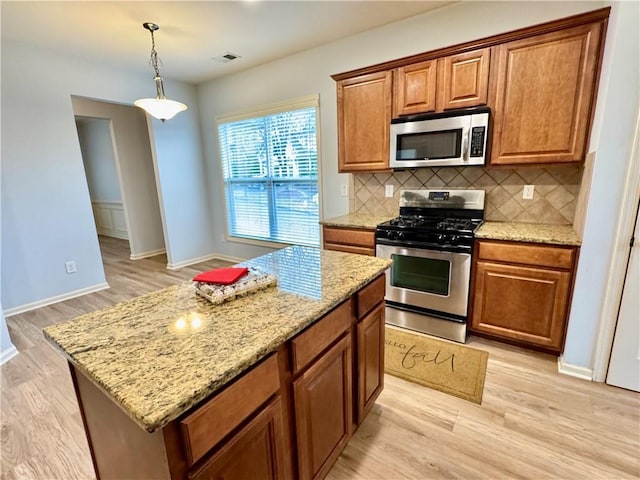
[2,236,639,479]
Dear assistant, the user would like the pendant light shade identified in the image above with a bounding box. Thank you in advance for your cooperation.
[135,23,187,122]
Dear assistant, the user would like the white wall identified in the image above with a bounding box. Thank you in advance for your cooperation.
[76,118,122,203]
[197,0,601,261]
[1,39,214,312]
[563,0,640,369]
[72,98,164,258]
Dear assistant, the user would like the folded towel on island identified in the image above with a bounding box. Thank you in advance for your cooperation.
[192,267,249,285]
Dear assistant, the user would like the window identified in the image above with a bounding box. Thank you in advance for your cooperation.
[217,96,320,247]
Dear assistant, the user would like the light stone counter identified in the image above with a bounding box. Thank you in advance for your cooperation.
[321,214,394,230]
[44,246,391,433]
[476,222,581,246]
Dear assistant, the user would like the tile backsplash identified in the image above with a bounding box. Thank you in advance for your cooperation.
[350,166,583,224]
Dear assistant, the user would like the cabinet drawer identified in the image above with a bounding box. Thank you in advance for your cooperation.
[291,299,353,374]
[323,227,375,248]
[478,241,575,269]
[180,354,280,466]
[324,243,374,256]
[356,274,386,319]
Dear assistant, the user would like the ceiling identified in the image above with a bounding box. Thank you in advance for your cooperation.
[1,1,454,85]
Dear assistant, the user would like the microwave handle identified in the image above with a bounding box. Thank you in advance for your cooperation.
[462,127,471,161]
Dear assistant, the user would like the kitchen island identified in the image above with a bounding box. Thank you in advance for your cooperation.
[44,246,391,480]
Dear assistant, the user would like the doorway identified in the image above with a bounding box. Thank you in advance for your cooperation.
[606,198,640,392]
[75,117,130,247]
[72,97,167,272]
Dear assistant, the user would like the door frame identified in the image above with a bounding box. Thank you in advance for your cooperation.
[592,109,640,382]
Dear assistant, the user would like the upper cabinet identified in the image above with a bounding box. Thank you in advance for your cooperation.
[438,48,490,111]
[337,71,392,173]
[393,48,490,117]
[332,8,609,173]
[489,23,603,166]
[394,59,438,116]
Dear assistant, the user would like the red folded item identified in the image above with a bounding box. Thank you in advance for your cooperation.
[193,267,249,285]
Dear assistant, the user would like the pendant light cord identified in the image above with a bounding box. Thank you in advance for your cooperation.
[149,29,161,78]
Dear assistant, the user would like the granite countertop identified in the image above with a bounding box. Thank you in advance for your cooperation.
[321,214,394,230]
[44,246,391,433]
[475,222,581,246]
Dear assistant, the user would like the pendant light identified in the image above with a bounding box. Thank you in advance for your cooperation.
[134,22,187,122]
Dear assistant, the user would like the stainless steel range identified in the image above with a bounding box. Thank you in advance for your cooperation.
[375,189,485,343]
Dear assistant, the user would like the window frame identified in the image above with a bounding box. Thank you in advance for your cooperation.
[215,94,322,249]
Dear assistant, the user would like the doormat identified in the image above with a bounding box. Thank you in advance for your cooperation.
[384,325,488,404]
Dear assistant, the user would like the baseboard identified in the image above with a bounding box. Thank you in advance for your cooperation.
[99,229,128,240]
[130,249,166,260]
[167,253,245,270]
[557,355,594,381]
[4,283,110,317]
[0,345,19,365]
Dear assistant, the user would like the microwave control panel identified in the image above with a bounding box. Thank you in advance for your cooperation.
[470,126,486,157]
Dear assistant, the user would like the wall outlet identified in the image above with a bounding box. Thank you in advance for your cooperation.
[385,184,394,198]
[65,261,77,274]
[340,184,348,197]
[523,185,535,200]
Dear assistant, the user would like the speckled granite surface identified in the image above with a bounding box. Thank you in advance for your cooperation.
[44,246,391,433]
[321,214,394,230]
[475,222,581,246]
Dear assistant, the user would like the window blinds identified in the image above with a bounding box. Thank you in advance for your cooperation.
[218,104,319,246]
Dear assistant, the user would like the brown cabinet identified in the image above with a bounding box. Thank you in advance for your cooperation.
[356,303,384,423]
[394,60,438,116]
[333,8,609,172]
[294,334,353,480]
[394,48,490,117]
[489,23,603,166]
[70,274,388,480]
[337,71,392,172]
[470,240,578,353]
[438,48,490,111]
[189,399,287,480]
[322,225,375,256]
[354,275,385,424]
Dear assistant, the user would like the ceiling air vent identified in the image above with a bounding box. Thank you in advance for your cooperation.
[213,52,242,64]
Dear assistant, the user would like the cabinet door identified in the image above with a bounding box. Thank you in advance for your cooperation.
[471,261,571,351]
[438,48,490,110]
[489,22,602,166]
[189,398,287,480]
[394,60,438,116]
[356,303,385,424]
[337,71,392,172]
[294,334,352,480]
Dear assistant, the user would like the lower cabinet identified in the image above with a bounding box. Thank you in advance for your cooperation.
[322,225,376,256]
[189,398,287,480]
[470,240,578,353]
[356,303,385,424]
[73,274,386,480]
[293,334,353,480]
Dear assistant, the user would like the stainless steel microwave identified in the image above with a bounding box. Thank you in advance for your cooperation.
[390,106,490,168]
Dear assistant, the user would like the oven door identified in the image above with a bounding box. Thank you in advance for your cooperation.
[376,243,471,318]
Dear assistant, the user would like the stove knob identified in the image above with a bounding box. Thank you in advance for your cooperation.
[450,235,459,244]
[388,231,398,240]
[397,231,406,240]
[437,234,446,244]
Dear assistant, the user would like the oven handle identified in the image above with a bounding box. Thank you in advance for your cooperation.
[375,238,472,254]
